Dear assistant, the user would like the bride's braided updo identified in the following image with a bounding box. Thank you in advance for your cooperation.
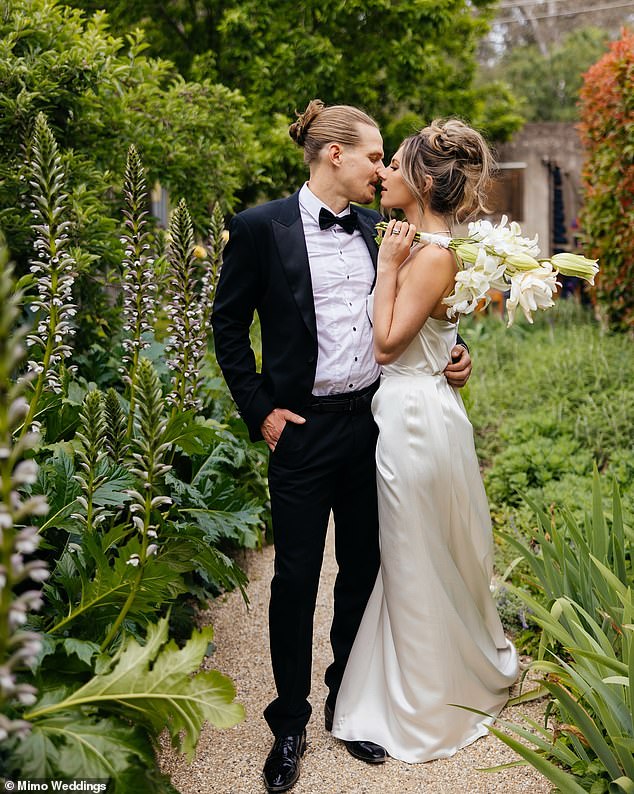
[399,119,493,222]
[289,99,379,165]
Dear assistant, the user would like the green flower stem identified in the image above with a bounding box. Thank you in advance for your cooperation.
[17,269,59,444]
[120,145,156,436]
[127,349,140,438]
[48,582,130,635]
[0,248,23,683]
[99,497,151,652]
[0,446,14,665]
[25,688,190,720]
[100,359,170,651]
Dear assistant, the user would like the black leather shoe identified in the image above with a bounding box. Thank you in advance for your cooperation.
[324,702,387,764]
[324,701,334,731]
[344,738,387,764]
[263,731,307,793]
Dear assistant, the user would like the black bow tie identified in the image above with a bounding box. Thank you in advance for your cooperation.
[318,207,358,234]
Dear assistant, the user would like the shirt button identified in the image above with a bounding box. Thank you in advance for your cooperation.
[349,384,354,389]
[352,326,356,332]
[354,356,358,362]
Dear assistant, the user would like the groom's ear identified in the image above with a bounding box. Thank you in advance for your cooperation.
[327,142,344,167]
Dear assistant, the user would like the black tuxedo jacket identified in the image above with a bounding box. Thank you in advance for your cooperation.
[211,190,465,442]
[211,190,381,441]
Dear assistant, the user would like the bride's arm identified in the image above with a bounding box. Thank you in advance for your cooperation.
[373,220,457,366]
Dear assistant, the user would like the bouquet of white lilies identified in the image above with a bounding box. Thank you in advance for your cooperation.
[376,216,599,326]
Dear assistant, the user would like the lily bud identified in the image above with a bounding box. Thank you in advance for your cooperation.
[455,243,480,265]
[549,252,599,283]
[504,252,541,271]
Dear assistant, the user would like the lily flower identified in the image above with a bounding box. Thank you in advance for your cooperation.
[375,217,600,327]
[506,266,560,326]
[548,252,599,284]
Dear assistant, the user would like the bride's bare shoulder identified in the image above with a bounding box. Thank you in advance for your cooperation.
[409,243,457,276]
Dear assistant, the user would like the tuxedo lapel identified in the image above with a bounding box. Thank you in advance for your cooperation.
[356,211,379,269]
[272,193,318,341]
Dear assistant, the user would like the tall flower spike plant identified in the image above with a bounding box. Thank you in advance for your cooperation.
[21,113,77,437]
[0,239,49,743]
[71,390,109,535]
[120,145,157,435]
[200,202,228,332]
[104,387,130,466]
[165,199,207,414]
[101,358,172,650]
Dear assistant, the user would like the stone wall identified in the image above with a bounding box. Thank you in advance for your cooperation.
[493,122,585,257]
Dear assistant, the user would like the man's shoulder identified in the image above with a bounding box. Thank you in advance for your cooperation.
[354,205,382,222]
[234,192,299,226]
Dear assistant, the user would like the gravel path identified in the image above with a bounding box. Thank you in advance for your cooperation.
[161,524,551,794]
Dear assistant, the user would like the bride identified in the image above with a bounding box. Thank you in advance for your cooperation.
[331,119,519,763]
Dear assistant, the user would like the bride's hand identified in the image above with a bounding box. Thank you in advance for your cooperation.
[378,219,417,272]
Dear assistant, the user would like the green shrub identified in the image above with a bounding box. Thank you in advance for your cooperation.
[487,473,634,792]
[0,0,256,353]
[462,302,634,538]
[0,113,266,788]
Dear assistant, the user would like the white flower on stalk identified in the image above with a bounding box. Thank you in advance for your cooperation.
[444,247,509,318]
[165,199,207,412]
[1,240,50,735]
[468,215,541,260]
[474,247,508,290]
[444,266,491,317]
[120,145,157,376]
[548,252,599,284]
[24,115,77,394]
[376,217,599,325]
[506,265,560,326]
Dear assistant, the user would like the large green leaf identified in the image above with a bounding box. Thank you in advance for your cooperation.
[13,714,153,779]
[92,463,135,506]
[26,617,245,757]
[160,530,249,601]
[9,713,179,791]
[182,507,262,548]
[163,410,219,455]
[167,472,263,547]
[486,722,588,792]
[32,447,82,534]
[46,530,193,639]
[541,679,623,779]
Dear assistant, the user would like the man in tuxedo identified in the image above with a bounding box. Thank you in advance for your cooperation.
[212,100,471,793]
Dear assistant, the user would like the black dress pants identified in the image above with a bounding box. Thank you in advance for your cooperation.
[263,403,380,737]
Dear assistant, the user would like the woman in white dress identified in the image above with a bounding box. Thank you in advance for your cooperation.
[332,119,519,763]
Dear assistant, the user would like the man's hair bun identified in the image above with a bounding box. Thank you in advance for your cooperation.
[289,99,326,146]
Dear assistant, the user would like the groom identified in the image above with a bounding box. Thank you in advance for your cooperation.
[212,100,471,793]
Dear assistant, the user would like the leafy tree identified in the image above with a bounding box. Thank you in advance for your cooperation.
[478,26,611,122]
[0,0,255,270]
[578,28,634,332]
[63,0,524,196]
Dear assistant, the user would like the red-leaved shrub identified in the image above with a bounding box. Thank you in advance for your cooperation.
[578,28,634,332]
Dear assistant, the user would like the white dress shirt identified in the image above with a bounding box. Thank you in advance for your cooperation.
[299,183,380,396]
